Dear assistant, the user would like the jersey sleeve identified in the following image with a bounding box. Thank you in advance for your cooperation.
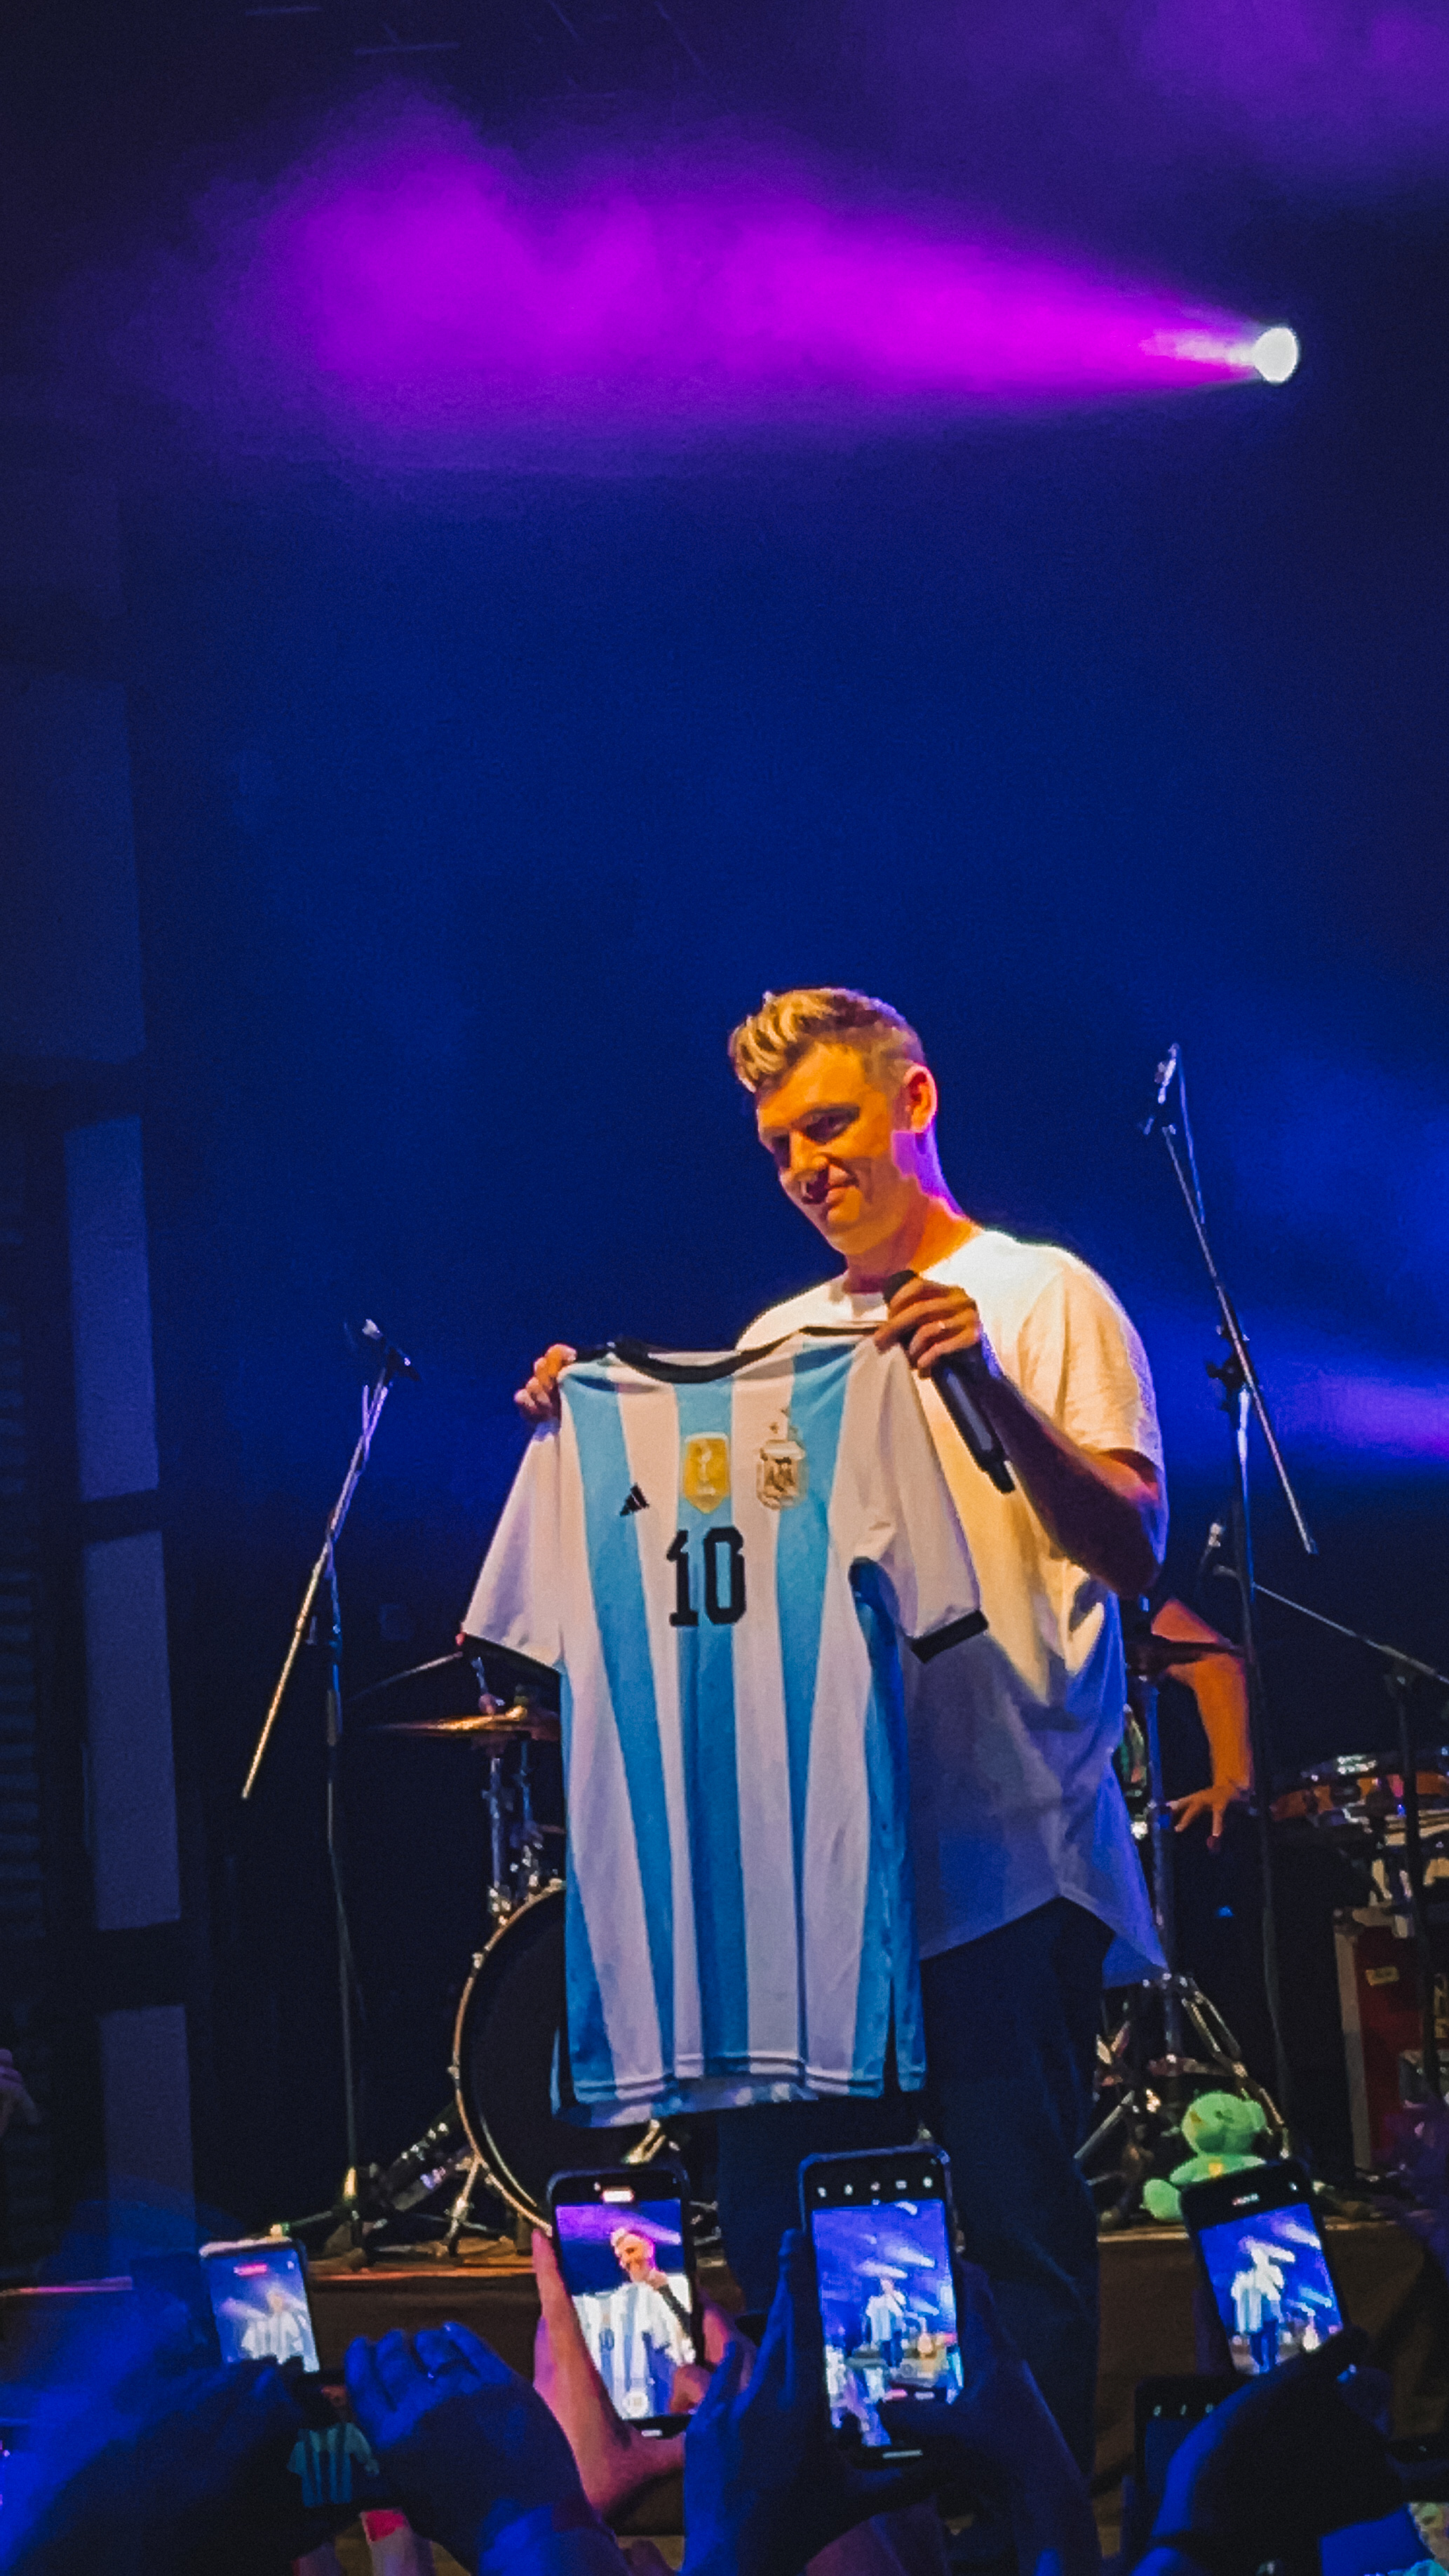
[459,1425,565,1670]
[1012,1255,1168,1551]
[846,1346,985,1651]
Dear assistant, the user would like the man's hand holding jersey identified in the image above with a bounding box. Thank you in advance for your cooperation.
[516,1346,578,1425]
[875,1278,1164,1600]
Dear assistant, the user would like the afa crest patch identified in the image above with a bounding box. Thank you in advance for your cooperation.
[681,1433,731,1513]
[757,1423,807,1510]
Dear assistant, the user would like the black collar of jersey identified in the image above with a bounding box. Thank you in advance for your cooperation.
[574,1327,868,1385]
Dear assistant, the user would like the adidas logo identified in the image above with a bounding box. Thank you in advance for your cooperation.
[619,1483,649,1517]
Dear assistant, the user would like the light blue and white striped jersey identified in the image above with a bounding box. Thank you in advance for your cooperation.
[462,1333,984,2119]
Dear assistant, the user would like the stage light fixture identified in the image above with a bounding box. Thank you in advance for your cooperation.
[1249,326,1300,384]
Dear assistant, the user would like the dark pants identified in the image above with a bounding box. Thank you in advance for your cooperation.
[713,1898,1110,2474]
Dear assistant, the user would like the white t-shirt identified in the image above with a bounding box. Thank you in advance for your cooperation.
[739,1229,1166,1978]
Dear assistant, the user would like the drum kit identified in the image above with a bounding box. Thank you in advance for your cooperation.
[326,1646,681,2253]
[1269,1749,1449,1884]
[1082,1617,1449,2221]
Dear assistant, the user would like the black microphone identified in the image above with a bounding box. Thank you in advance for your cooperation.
[882,1271,1015,1496]
[356,1317,421,1383]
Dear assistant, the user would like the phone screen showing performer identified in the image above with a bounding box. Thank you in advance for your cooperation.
[802,2147,964,2451]
[200,2236,320,2373]
[1181,2159,1344,2376]
[548,2164,699,2432]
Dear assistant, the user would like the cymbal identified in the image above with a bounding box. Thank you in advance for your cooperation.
[1126,1633,1242,1680]
[373,1705,562,1745]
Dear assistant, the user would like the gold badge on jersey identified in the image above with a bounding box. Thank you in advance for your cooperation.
[682,1433,731,1513]
[757,1421,807,1511]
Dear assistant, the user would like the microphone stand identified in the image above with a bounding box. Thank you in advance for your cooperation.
[1226,1578,1449,2100]
[1143,1048,1316,2142]
[241,1324,416,2253]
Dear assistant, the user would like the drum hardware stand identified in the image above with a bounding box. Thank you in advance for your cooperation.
[437,1745,510,2257]
[243,1320,419,2258]
[515,1733,548,1900]
[433,1680,562,2256]
[1081,1643,1281,2223]
[1143,1045,1316,2148]
[470,1681,552,1924]
[1224,1578,1449,2103]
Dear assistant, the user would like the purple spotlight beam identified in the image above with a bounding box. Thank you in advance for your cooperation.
[195,108,1288,460]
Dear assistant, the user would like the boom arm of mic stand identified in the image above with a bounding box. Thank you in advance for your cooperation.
[1153,1106,1317,1559]
[241,1360,398,1803]
[1243,1581,1449,1691]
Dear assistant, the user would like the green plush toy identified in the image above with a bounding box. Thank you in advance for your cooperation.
[1141,2088,1270,2223]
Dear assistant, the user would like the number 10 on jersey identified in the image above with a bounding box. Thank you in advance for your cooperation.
[666,1527,746,1628]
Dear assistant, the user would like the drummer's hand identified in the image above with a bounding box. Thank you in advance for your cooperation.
[532,2229,733,2518]
[1169,1780,1250,1852]
[515,1346,578,1424]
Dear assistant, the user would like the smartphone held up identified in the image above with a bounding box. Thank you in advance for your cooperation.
[1179,2159,1345,2377]
[549,2163,700,2434]
[802,2145,964,2455]
[199,2236,321,2374]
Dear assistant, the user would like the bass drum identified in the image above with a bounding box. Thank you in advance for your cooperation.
[451,1883,670,2226]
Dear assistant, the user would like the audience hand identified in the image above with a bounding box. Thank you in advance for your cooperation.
[879,2263,1098,2576]
[532,2228,687,2514]
[530,2227,738,2518]
[1151,2328,1401,2570]
[13,2360,304,2575]
[346,2319,595,2570]
[681,2229,931,2576]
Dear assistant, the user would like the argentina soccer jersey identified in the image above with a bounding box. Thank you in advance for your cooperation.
[463,1333,984,2121]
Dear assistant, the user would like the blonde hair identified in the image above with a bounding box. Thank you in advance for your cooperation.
[727,987,926,1098]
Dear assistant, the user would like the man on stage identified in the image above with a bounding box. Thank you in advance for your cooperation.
[517,986,1166,2470]
[573,2225,695,2422]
